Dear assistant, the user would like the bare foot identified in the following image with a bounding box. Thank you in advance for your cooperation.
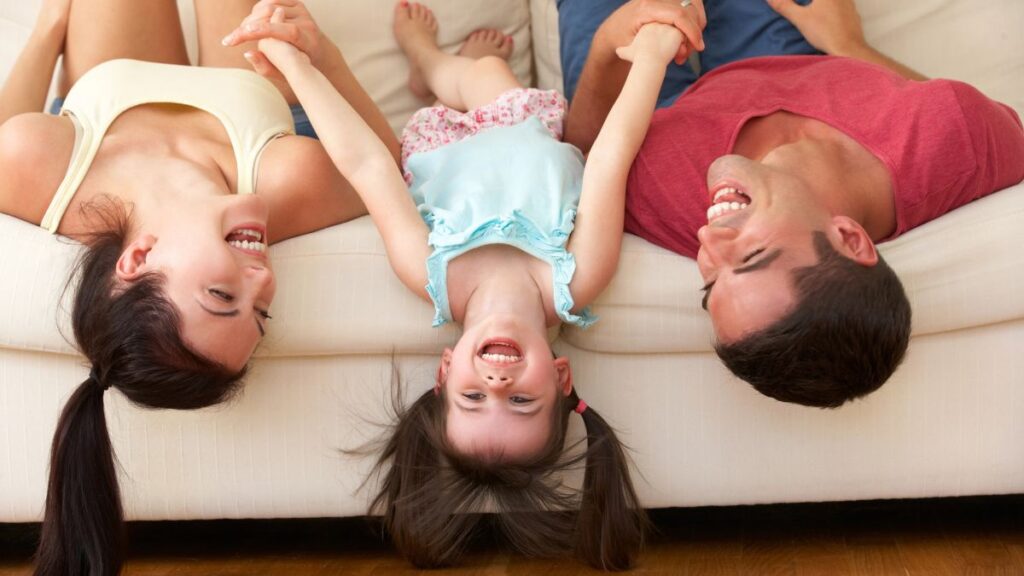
[393,1,439,100]
[457,29,514,60]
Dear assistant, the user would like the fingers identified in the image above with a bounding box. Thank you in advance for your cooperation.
[224,20,303,47]
[223,3,307,46]
[765,0,804,23]
[687,0,707,30]
[672,12,704,51]
[243,50,280,78]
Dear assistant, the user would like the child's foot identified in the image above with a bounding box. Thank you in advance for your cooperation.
[457,29,514,60]
[393,1,439,100]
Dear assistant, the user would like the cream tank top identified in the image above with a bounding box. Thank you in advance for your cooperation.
[41,59,294,233]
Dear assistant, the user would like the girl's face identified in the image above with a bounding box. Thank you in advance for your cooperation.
[440,316,572,463]
[116,194,276,372]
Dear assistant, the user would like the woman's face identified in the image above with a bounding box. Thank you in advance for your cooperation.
[117,194,276,371]
[440,316,573,463]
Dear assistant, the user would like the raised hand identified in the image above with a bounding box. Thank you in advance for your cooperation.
[599,0,707,65]
[615,23,685,66]
[223,0,333,71]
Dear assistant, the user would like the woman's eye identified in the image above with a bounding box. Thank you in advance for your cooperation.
[462,392,484,401]
[209,288,234,302]
[257,309,273,320]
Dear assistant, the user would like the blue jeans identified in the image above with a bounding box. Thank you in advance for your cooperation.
[557,0,819,108]
[49,97,320,139]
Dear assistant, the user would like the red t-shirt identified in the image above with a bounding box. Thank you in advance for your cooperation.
[625,55,1024,259]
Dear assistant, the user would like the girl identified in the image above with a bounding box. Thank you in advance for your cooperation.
[0,1,393,573]
[241,2,688,569]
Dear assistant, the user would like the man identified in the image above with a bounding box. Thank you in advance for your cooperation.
[561,0,1024,407]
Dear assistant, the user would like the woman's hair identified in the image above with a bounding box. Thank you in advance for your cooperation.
[35,202,245,576]
[368,374,647,571]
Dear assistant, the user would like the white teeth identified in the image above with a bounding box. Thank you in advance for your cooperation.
[481,353,521,363]
[228,239,266,253]
[706,201,749,222]
[713,187,738,203]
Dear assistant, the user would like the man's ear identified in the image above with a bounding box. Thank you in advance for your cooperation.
[829,216,878,266]
[554,357,573,397]
[115,234,157,281]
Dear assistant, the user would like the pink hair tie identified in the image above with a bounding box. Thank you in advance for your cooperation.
[574,399,588,414]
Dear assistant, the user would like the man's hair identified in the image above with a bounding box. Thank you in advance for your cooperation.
[715,231,911,408]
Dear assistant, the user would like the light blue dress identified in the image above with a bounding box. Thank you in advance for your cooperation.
[406,116,597,328]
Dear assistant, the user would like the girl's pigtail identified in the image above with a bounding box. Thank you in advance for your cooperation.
[374,390,478,568]
[35,377,124,576]
[573,395,646,571]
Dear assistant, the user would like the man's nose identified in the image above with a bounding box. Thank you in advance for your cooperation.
[697,225,737,264]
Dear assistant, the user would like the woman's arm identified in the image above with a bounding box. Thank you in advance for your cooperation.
[765,0,927,81]
[223,0,401,164]
[567,23,682,310]
[252,22,430,299]
[0,0,72,124]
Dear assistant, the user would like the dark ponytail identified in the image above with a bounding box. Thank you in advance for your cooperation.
[36,377,123,576]
[34,201,245,575]
[571,391,646,570]
[369,375,647,570]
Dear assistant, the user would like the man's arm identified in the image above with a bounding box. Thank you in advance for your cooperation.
[765,0,927,81]
[563,0,706,155]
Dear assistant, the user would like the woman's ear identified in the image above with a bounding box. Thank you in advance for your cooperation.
[829,216,878,266]
[115,234,157,281]
[554,357,573,396]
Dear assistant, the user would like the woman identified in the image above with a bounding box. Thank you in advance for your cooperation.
[0,1,394,573]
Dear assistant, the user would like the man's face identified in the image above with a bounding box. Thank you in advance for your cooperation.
[696,154,830,343]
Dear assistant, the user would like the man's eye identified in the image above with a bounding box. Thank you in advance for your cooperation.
[742,248,766,264]
[209,289,234,302]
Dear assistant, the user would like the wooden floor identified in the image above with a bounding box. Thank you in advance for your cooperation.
[1,496,1022,575]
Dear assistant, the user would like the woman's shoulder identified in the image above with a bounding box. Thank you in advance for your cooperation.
[0,113,75,225]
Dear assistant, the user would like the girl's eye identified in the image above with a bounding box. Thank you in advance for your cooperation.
[463,392,484,401]
[209,288,234,302]
[510,396,533,405]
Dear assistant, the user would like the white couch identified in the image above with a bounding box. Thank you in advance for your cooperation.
[1,0,1022,523]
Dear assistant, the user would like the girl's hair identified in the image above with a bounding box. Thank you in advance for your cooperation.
[35,202,245,576]
[369,376,647,571]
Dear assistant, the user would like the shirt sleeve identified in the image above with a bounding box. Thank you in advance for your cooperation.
[951,82,1024,198]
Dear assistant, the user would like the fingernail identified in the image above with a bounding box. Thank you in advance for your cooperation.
[243,51,255,61]
[221,34,232,46]
[245,23,257,32]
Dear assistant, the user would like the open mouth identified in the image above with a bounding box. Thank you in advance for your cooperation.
[225,225,267,255]
[706,186,752,222]
[477,339,523,364]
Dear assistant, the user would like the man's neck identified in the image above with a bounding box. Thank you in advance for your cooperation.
[734,111,897,240]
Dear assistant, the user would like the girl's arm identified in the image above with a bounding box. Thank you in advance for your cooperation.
[252,21,431,300]
[223,0,401,164]
[0,0,71,125]
[567,24,682,310]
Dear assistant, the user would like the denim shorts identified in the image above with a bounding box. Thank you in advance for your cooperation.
[48,98,319,140]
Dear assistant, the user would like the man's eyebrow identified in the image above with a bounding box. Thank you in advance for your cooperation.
[734,248,783,275]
